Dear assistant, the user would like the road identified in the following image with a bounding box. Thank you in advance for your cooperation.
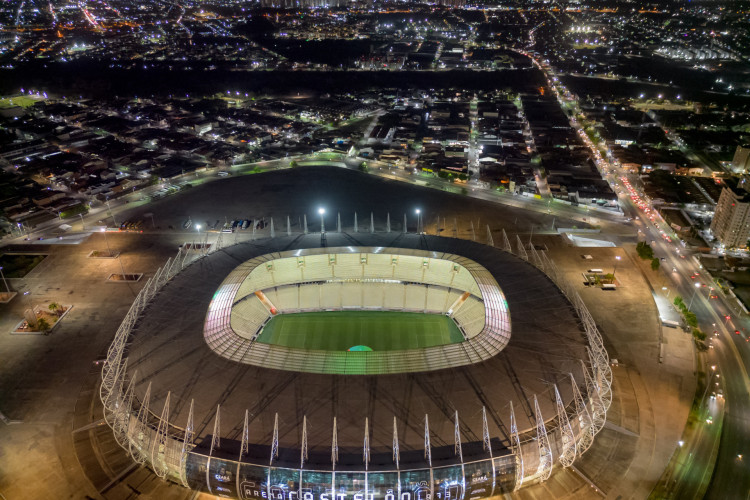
[528,49,750,498]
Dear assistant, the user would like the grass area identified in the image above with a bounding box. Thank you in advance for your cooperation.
[257,311,464,351]
[0,254,46,278]
[0,95,41,109]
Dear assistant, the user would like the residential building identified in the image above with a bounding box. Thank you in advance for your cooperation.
[710,182,750,248]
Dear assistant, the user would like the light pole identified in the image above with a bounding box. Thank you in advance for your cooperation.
[79,213,85,230]
[613,255,621,277]
[23,290,32,311]
[106,197,117,227]
[195,224,202,251]
[415,209,421,234]
[318,208,325,234]
[101,228,113,257]
[688,282,702,311]
[0,266,9,295]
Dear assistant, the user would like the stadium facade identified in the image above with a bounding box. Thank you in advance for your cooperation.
[100,227,612,500]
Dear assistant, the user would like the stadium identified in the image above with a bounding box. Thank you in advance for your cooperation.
[100,225,612,500]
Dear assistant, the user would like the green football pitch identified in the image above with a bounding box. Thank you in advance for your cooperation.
[257,311,464,351]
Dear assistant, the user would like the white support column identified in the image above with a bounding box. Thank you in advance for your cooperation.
[354,212,358,233]
[387,213,391,233]
[515,235,528,261]
[486,225,494,247]
[453,411,463,462]
[130,382,152,465]
[364,417,371,469]
[529,244,544,269]
[152,391,171,478]
[424,414,432,467]
[160,259,172,287]
[533,395,553,482]
[103,358,127,420]
[403,214,407,233]
[270,413,279,465]
[570,373,594,456]
[210,404,221,455]
[171,246,182,276]
[370,212,375,233]
[288,215,292,237]
[581,360,606,434]
[240,408,250,460]
[510,401,524,490]
[393,416,400,469]
[502,229,512,253]
[270,218,275,238]
[482,407,492,456]
[304,215,308,234]
[180,399,195,487]
[470,221,476,241]
[301,415,308,469]
[113,369,136,449]
[332,416,339,469]
[554,385,576,468]
[181,243,191,268]
[337,213,341,233]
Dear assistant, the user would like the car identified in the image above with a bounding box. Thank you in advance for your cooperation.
[217,171,229,177]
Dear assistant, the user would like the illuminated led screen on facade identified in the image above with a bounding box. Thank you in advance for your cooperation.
[184,452,516,500]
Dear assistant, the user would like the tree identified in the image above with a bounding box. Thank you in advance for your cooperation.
[674,296,685,309]
[48,302,60,316]
[684,311,698,327]
[693,328,706,341]
[651,258,660,271]
[458,173,468,181]
[358,162,369,173]
[36,317,50,334]
[289,160,298,168]
[636,241,654,260]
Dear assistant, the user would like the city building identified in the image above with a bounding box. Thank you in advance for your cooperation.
[732,145,750,173]
[710,181,750,248]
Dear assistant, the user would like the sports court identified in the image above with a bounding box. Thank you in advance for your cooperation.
[257,310,464,351]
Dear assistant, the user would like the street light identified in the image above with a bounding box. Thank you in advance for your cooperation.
[0,266,9,295]
[105,197,116,227]
[101,228,113,257]
[613,255,621,277]
[415,209,421,234]
[23,290,32,311]
[318,207,325,234]
[688,282,701,311]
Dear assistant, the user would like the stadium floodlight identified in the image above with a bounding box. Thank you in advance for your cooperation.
[318,208,326,233]
[415,209,422,233]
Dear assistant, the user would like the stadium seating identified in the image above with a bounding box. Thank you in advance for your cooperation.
[230,251,497,348]
[230,294,271,339]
